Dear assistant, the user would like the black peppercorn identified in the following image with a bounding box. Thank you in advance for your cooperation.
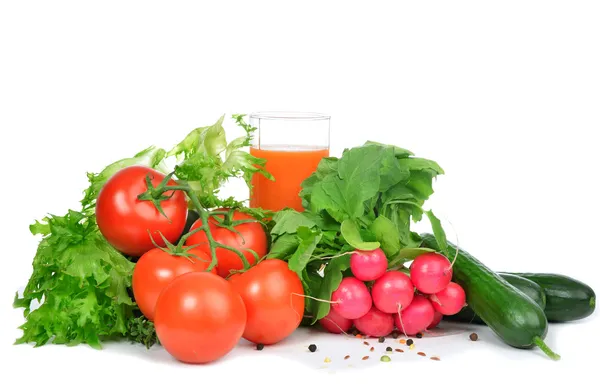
[378,336,385,343]
[406,339,414,346]
[256,343,264,350]
[386,346,393,352]
[416,332,423,339]
[308,344,317,352]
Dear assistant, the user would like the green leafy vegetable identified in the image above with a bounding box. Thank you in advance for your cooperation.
[312,254,351,322]
[266,140,446,323]
[14,211,136,349]
[369,215,401,257]
[340,219,380,251]
[287,227,322,278]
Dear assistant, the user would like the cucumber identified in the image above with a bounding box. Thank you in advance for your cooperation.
[420,233,560,360]
[507,273,596,323]
[447,273,547,325]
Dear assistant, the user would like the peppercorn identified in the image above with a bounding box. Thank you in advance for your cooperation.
[391,331,399,339]
[378,336,385,343]
[416,332,423,339]
[308,344,317,352]
[470,333,478,341]
[406,339,414,346]
[386,346,393,352]
[256,343,264,350]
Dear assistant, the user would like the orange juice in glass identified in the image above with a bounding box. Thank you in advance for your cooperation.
[249,112,331,212]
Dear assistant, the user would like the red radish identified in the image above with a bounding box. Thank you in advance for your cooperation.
[428,311,443,329]
[429,282,466,315]
[319,308,353,334]
[353,307,394,337]
[350,248,388,281]
[394,295,435,336]
[409,253,453,294]
[331,277,372,319]
[371,271,415,314]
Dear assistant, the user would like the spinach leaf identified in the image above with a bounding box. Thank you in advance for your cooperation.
[266,234,300,260]
[340,219,380,250]
[397,157,444,175]
[425,210,448,255]
[369,215,401,257]
[271,209,317,236]
[288,227,322,278]
[312,254,351,322]
[310,146,384,221]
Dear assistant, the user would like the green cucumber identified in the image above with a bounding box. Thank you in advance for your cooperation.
[420,233,560,360]
[447,273,547,325]
[507,273,596,323]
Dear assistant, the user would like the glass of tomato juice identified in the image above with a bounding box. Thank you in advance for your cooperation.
[248,111,331,212]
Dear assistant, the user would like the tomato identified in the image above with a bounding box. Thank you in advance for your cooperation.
[185,210,267,278]
[154,272,246,364]
[96,165,188,257]
[132,247,217,321]
[229,259,304,345]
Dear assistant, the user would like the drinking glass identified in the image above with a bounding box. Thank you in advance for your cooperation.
[248,111,331,212]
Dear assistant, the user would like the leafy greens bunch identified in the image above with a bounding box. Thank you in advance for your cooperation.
[13,114,269,349]
[265,141,448,323]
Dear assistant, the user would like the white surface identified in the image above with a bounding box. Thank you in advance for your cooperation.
[1,0,599,383]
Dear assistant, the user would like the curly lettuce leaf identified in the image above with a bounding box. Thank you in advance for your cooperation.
[14,210,136,349]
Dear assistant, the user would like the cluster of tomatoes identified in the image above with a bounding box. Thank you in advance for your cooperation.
[95,165,305,363]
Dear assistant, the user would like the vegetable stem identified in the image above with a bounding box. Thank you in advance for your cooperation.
[533,336,561,361]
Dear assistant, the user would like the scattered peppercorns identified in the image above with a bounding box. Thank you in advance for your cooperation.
[256,343,264,350]
[386,346,393,352]
[352,329,359,336]
[470,333,479,341]
[406,339,414,346]
[378,336,385,343]
[308,344,317,352]
[391,331,399,339]
[416,332,423,339]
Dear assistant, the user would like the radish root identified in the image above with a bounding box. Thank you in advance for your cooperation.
[396,303,408,338]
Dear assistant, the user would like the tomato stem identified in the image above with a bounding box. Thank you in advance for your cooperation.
[140,176,253,272]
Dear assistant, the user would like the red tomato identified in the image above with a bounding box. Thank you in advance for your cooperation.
[185,210,267,278]
[154,272,246,364]
[229,259,304,345]
[132,247,217,321]
[96,165,188,257]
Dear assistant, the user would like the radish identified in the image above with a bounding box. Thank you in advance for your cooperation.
[409,252,453,294]
[371,271,415,314]
[319,308,353,334]
[394,295,435,336]
[350,248,388,281]
[429,282,466,315]
[331,277,372,319]
[428,311,443,329]
[353,307,394,337]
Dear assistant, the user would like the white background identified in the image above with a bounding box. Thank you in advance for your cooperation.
[1,1,599,383]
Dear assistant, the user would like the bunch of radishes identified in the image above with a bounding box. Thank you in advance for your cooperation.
[319,249,466,337]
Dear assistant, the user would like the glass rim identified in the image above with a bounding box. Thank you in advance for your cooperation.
[249,111,331,121]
